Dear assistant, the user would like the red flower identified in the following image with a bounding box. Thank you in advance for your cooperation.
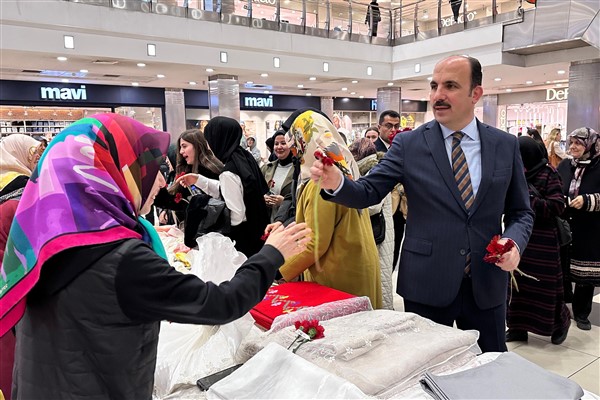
[174,193,183,204]
[313,150,334,166]
[483,235,515,263]
[388,131,398,143]
[175,172,185,181]
[260,232,270,241]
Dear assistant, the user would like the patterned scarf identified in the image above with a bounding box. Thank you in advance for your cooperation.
[567,127,599,198]
[0,113,170,336]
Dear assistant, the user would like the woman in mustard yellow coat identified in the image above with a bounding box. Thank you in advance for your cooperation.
[278,110,382,308]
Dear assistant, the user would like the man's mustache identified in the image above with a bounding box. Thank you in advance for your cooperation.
[434,101,451,107]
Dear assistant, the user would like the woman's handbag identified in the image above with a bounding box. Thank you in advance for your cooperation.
[527,183,572,247]
[370,211,386,245]
[184,192,231,248]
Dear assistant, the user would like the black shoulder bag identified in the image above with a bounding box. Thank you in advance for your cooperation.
[527,183,572,247]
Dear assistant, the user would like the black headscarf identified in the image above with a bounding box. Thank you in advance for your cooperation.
[271,129,293,166]
[203,116,270,256]
[518,136,548,180]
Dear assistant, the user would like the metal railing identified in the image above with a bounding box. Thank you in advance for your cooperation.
[70,0,533,45]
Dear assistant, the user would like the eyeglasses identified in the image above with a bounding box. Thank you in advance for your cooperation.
[381,123,401,130]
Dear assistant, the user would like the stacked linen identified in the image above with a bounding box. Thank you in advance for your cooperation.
[238,310,479,398]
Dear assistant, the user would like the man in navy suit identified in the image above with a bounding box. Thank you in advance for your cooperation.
[311,55,533,352]
[374,110,400,153]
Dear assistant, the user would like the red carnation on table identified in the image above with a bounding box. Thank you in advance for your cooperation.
[288,319,325,353]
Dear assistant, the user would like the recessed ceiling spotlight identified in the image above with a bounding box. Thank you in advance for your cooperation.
[61,78,69,83]
[350,92,356,95]
[261,73,269,77]
[147,44,156,56]
[246,81,254,84]
[420,98,427,101]
[273,57,280,68]
[137,63,146,67]
[387,82,394,86]
[359,95,364,99]
[206,68,214,72]
[309,76,317,81]
[305,93,312,96]
[297,84,304,88]
[546,80,551,84]
[263,90,270,94]
[506,88,512,92]
[557,70,566,74]
[556,83,563,87]
[494,77,502,82]
[403,100,410,103]
[189,81,197,85]
[526,80,533,84]
[414,63,421,73]
[351,80,358,84]
[366,66,373,76]
[220,51,228,63]
[57,56,68,61]
[80,69,88,73]
[341,87,348,91]
[427,76,432,81]
[63,35,74,49]
[132,82,140,86]
[157,74,165,78]
[323,62,329,72]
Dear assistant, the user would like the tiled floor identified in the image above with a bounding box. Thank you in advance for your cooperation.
[391,271,600,395]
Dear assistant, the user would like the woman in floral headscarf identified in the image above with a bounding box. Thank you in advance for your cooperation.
[0,113,310,399]
[557,127,600,331]
[278,109,382,309]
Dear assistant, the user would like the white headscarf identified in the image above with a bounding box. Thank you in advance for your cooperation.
[0,134,40,184]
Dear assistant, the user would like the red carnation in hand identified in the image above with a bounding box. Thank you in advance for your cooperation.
[175,172,185,181]
[483,235,514,263]
[174,193,183,204]
[260,232,270,241]
[313,150,334,166]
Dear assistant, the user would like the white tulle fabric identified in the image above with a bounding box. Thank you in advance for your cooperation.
[153,233,253,399]
[237,310,480,398]
[269,296,373,333]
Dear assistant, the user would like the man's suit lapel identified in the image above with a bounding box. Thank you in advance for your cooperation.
[423,121,468,213]
[469,120,496,215]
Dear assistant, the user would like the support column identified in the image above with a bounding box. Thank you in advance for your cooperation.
[208,74,240,121]
[320,96,334,120]
[567,59,600,134]
[482,94,499,128]
[376,87,401,120]
[164,88,186,144]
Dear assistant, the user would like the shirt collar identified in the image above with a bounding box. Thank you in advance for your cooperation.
[440,117,479,141]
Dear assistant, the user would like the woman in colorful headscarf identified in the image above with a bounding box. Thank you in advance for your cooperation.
[278,109,382,309]
[0,134,45,400]
[177,116,271,257]
[0,113,310,399]
[505,136,570,344]
[557,127,600,331]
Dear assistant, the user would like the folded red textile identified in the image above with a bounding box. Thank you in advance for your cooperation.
[250,282,355,330]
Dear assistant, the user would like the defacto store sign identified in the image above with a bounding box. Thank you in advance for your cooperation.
[40,85,88,101]
[441,11,478,27]
[244,95,273,108]
[546,88,569,101]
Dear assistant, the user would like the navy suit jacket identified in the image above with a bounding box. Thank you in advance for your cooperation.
[374,137,388,153]
[330,119,533,310]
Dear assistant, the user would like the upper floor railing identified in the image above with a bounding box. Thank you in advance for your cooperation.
[70,0,535,45]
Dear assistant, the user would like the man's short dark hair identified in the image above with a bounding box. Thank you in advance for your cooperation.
[465,56,482,92]
[378,110,400,124]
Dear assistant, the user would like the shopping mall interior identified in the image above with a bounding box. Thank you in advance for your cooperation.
[0,0,599,397]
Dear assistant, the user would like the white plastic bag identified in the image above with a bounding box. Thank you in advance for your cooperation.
[154,233,253,398]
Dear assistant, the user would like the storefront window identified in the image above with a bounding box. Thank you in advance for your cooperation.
[115,107,164,130]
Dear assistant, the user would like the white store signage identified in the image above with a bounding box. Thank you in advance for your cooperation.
[253,0,276,5]
[441,11,477,27]
[546,88,569,101]
[40,85,88,101]
[244,95,273,108]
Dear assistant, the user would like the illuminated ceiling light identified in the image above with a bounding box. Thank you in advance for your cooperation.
[545,80,551,84]
[220,51,228,63]
[246,81,254,84]
[297,84,304,88]
[189,81,197,85]
[206,68,214,72]
[341,87,348,91]
[80,69,88,73]
[63,35,74,49]
[366,66,373,76]
[323,62,329,72]
[273,57,280,68]
[526,80,533,84]
[387,82,394,86]
[494,77,502,82]
[414,63,421,73]
[556,83,563,87]
[61,78,69,83]
[350,92,356,95]
[305,93,312,96]
[309,76,317,81]
[427,76,432,81]
[420,98,427,101]
[132,82,140,86]
[403,100,410,103]
[557,70,566,74]
[263,90,270,94]
[351,80,358,83]
[506,88,512,92]
[57,56,68,61]
[157,74,165,78]
[137,63,146,67]
[359,95,364,99]
[147,44,156,56]
[261,73,269,77]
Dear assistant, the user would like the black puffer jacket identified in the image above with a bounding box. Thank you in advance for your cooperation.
[13,239,283,399]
